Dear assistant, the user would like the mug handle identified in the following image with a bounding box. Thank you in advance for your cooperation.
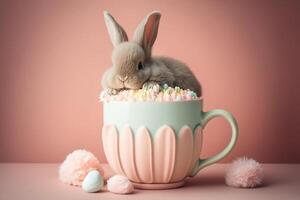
[190,109,239,176]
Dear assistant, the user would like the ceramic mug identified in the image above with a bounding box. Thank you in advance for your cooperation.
[102,99,238,189]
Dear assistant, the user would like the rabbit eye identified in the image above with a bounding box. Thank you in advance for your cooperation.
[137,62,144,70]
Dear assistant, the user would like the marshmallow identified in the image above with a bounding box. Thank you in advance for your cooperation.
[100,84,200,102]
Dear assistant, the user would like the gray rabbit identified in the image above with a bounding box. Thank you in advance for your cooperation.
[101,11,202,96]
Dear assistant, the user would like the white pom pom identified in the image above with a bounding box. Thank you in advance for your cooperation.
[225,157,263,188]
[59,149,102,186]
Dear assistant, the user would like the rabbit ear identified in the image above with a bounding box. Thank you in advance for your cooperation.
[103,11,128,47]
[133,11,161,58]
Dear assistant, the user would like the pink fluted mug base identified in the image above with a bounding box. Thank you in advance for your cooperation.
[132,180,185,190]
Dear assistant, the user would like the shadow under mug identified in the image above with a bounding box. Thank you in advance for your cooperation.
[102,99,238,189]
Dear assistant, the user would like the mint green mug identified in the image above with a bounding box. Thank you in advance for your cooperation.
[102,99,238,189]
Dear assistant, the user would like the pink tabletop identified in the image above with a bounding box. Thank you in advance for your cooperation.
[0,163,299,200]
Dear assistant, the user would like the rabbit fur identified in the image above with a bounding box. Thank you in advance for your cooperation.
[101,11,201,96]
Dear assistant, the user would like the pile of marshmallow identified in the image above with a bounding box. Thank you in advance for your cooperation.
[99,84,199,102]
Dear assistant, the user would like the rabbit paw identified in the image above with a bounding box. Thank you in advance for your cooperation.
[142,82,159,90]
[106,88,118,95]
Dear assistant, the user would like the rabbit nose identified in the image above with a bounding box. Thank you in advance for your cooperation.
[117,75,128,82]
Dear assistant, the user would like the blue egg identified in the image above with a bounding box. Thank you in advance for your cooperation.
[82,170,104,193]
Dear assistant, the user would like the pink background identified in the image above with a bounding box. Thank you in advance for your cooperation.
[0,0,299,163]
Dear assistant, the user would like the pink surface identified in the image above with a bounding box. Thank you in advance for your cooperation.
[0,163,299,200]
[0,0,300,163]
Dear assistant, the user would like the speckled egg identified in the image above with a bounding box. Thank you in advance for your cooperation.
[82,170,104,193]
[107,175,134,194]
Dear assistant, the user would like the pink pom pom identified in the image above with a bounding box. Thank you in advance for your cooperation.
[107,175,134,194]
[225,157,263,188]
[59,149,103,186]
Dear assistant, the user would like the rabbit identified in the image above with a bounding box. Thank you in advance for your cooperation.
[101,11,202,96]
